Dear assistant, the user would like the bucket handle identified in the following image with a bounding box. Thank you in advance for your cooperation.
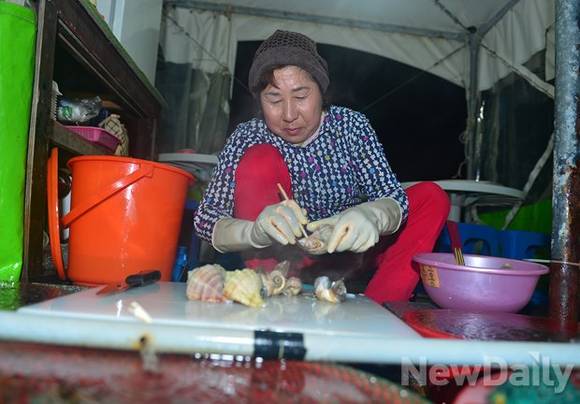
[47,148,66,280]
[61,161,153,227]
[47,148,154,280]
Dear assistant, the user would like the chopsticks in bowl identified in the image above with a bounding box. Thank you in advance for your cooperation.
[446,220,465,266]
[454,248,466,266]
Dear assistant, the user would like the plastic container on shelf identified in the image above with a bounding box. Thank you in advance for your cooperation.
[64,125,120,152]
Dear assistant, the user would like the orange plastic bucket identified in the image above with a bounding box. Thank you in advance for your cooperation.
[47,148,194,285]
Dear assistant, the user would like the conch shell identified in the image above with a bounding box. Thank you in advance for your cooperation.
[260,261,290,297]
[186,264,226,302]
[282,276,302,296]
[224,269,264,308]
[297,225,333,255]
[314,276,347,303]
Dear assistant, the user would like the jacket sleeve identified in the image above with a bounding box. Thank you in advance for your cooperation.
[193,128,250,242]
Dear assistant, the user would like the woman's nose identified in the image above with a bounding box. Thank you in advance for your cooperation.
[282,100,298,122]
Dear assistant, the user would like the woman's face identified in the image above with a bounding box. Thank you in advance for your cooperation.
[260,66,323,144]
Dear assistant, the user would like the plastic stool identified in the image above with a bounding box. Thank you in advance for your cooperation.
[436,223,500,256]
[498,229,549,259]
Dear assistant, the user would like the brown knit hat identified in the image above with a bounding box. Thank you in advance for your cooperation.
[248,30,329,95]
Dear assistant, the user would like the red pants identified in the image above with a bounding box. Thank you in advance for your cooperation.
[234,144,450,303]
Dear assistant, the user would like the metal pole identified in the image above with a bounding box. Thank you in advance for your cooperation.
[466,29,481,180]
[550,0,579,325]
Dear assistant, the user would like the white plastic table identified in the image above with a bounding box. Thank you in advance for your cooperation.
[401,180,524,222]
[158,152,218,182]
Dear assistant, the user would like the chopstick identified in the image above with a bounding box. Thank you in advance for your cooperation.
[276,182,291,202]
[454,248,465,266]
[276,183,309,238]
[446,220,465,266]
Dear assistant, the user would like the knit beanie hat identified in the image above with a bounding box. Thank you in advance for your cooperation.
[248,30,329,95]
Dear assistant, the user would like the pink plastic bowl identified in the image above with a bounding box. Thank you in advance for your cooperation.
[413,253,549,313]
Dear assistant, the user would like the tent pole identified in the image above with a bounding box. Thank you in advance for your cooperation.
[479,0,521,37]
[466,29,481,180]
[550,0,579,325]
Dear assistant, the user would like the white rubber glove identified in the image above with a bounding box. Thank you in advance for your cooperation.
[212,200,308,253]
[306,198,402,254]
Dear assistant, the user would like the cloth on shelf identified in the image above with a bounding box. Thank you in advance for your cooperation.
[99,114,129,155]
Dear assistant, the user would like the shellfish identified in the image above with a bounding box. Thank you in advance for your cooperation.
[260,261,290,297]
[282,276,303,296]
[224,269,265,308]
[186,264,226,303]
[297,225,333,255]
[314,276,347,303]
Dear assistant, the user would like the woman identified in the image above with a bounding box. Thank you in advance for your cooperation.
[194,30,450,303]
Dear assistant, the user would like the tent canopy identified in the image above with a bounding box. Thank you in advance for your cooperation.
[164,0,555,93]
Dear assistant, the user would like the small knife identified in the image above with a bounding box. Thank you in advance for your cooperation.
[97,270,161,296]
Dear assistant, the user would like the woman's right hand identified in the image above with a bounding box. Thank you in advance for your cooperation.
[251,200,308,246]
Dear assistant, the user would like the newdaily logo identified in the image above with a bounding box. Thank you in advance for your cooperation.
[401,352,574,394]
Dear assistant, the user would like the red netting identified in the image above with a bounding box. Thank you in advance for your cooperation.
[0,341,427,403]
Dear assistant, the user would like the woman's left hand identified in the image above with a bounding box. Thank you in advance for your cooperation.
[306,206,379,253]
[306,198,402,254]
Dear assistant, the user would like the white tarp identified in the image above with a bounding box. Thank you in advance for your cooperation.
[187,0,512,34]
[161,0,555,92]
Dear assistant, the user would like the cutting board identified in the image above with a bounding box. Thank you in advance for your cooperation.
[19,282,420,340]
[11,284,580,365]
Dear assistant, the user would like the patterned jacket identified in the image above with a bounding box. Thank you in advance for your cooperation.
[194,105,408,242]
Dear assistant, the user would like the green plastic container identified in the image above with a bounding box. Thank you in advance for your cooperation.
[479,199,552,235]
[0,2,36,281]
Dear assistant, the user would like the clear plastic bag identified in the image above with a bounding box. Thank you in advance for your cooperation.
[57,96,102,123]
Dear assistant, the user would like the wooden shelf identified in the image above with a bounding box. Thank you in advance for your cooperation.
[49,122,111,155]
[22,0,163,281]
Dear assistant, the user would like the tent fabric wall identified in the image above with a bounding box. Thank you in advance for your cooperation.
[158,9,233,153]
[160,8,234,73]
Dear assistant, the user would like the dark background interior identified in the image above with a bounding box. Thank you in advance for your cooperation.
[228,41,468,182]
